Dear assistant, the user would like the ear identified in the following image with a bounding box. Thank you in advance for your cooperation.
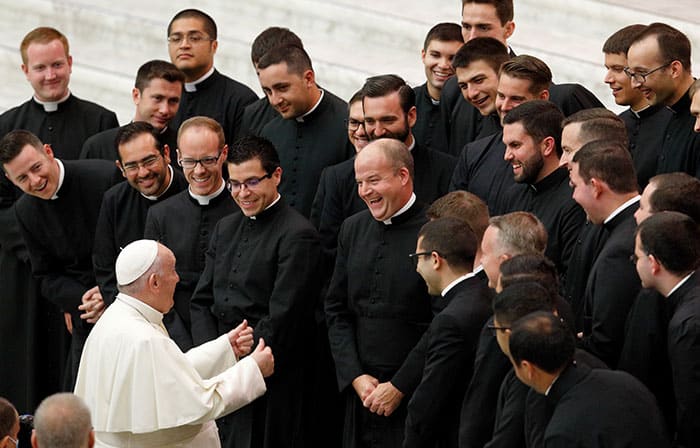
[21,63,29,77]
[421,48,427,63]
[589,178,604,198]
[88,430,96,448]
[115,160,127,178]
[303,69,316,88]
[271,166,283,187]
[43,143,55,158]
[503,21,515,40]
[538,89,550,101]
[162,144,171,165]
[431,251,442,271]
[67,54,73,72]
[669,60,684,79]
[220,144,229,160]
[31,430,39,448]
[211,39,218,55]
[407,105,418,129]
[398,166,411,186]
[541,136,556,157]
[648,254,662,275]
[132,87,141,106]
[148,272,159,289]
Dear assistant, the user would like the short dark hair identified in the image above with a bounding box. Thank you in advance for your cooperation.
[648,173,700,223]
[572,140,638,194]
[257,44,312,76]
[134,60,185,92]
[348,89,364,107]
[602,24,646,54]
[562,108,628,147]
[499,55,552,95]
[228,135,280,174]
[499,254,559,305]
[452,37,510,73]
[493,282,553,326]
[423,22,463,51]
[361,74,415,114]
[461,0,514,25]
[426,191,490,242]
[509,311,575,373]
[0,129,43,168]
[489,212,547,255]
[690,79,700,99]
[168,9,217,39]
[503,100,564,156]
[115,122,164,162]
[631,23,692,72]
[0,397,16,439]
[637,211,700,276]
[418,217,477,270]
[250,27,304,65]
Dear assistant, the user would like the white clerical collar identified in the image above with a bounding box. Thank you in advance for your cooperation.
[630,104,651,118]
[407,136,416,151]
[49,159,66,200]
[604,195,640,224]
[34,91,70,112]
[184,66,215,92]
[544,372,561,396]
[188,179,225,205]
[249,193,281,220]
[441,271,476,297]
[141,165,174,201]
[117,292,164,325]
[382,193,416,225]
[296,89,324,122]
[472,264,484,276]
[667,271,694,298]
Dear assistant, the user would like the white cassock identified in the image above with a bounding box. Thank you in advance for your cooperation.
[74,293,266,447]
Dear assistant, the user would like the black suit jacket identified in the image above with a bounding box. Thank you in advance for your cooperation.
[404,274,493,448]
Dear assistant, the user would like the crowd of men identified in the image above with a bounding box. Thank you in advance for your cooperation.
[0,1,699,447]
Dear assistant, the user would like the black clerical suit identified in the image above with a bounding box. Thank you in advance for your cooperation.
[80,124,180,171]
[170,69,258,145]
[0,94,117,411]
[258,90,354,217]
[537,363,669,448]
[619,105,673,189]
[143,186,236,351]
[413,83,449,153]
[656,88,700,178]
[666,271,700,447]
[15,159,119,389]
[580,201,641,368]
[404,273,493,448]
[92,168,188,305]
[502,167,585,280]
[190,197,321,448]
[325,200,433,448]
[449,131,515,216]
[239,97,279,138]
[617,288,675,433]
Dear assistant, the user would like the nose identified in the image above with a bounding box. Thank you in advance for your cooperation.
[503,147,513,162]
[603,69,614,84]
[355,122,367,138]
[467,85,479,100]
[358,181,372,198]
[630,76,642,89]
[695,116,700,133]
[45,66,56,79]
[467,29,478,41]
[137,164,150,177]
[28,172,43,188]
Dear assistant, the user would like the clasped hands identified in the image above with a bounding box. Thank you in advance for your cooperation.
[352,374,404,417]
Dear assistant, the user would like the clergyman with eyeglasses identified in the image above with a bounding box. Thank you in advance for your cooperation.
[166,9,258,147]
[190,134,321,448]
[143,117,236,352]
[93,122,188,309]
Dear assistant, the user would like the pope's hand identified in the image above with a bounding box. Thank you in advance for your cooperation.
[228,320,254,358]
[251,338,274,377]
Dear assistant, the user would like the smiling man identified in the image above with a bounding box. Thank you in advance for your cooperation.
[93,122,188,309]
[144,117,235,351]
[627,23,700,178]
[0,130,118,390]
[80,60,185,169]
[325,138,432,448]
[190,134,320,448]
[413,23,463,153]
[167,9,257,145]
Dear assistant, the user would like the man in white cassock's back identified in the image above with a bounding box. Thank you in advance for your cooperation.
[74,239,274,447]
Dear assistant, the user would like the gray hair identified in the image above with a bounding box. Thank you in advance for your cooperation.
[34,393,93,448]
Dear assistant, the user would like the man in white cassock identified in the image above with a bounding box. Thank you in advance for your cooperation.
[74,239,274,447]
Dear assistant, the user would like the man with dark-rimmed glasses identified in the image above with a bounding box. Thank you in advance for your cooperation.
[144,117,235,351]
[627,22,700,177]
[190,134,321,448]
[93,122,187,310]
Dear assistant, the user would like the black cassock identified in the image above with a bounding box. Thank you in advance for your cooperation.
[80,124,180,171]
[258,90,354,218]
[404,274,493,448]
[144,188,236,351]
[655,89,700,178]
[325,201,433,448]
[619,104,672,189]
[92,169,188,305]
[0,94,117,411]
[15,159,118,389]
[170,69,258,145]
[502,167,586,280]
[239,97,279,138]
[190,198,321,448]
[413,83,450,154]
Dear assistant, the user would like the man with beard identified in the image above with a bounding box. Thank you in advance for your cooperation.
[500,100,585,280]
[93,122,188,308]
